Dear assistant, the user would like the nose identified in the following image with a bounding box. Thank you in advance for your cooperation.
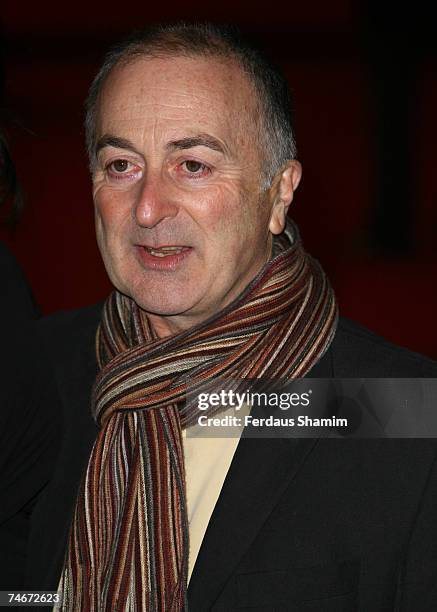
[134,175,178,228]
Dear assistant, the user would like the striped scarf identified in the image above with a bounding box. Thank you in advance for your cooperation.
[59,221,338,611]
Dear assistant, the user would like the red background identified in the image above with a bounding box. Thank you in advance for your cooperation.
[1,2,436,357]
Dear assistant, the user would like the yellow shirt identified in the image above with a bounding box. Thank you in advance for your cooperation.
[183,428,241,582]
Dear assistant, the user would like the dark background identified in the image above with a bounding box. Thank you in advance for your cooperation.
[1,1,436,357]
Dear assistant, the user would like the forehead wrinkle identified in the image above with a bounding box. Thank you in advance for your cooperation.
[136,84,222,100]
[106,98,211,126]
[126,97,217,117]
[128,84,227,115]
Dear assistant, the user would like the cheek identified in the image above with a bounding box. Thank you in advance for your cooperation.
[187,181,249,234]
[94,188,133,244]
[94,196,133,288]
[206,185,261,244]
[189,185,264,276]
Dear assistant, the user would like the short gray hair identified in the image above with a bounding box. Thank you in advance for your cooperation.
[85,23,297,190]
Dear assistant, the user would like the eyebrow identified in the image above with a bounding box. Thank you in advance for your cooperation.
[165,134,227,155]
[95,135,140,156]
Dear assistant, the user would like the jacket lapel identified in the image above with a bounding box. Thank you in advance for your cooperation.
[188,349,334,609]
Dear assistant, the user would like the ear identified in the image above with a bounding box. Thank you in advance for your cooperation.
[268,160,302,235]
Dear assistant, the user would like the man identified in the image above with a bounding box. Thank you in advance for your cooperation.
[3,23,437,611]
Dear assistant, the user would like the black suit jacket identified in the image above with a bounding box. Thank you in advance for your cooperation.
[2,303,437,611]
[0,242,39,326]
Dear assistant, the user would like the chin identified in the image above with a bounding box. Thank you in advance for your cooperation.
[130,291,198,318]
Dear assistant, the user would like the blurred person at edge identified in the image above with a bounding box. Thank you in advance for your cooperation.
[2,23,437,611]
[0,131,45,590]
[0,132,38,324]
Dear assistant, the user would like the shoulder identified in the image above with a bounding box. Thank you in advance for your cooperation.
[35,301,103,383]
[0,241,38,320]
[36,301,103,355]
[329,317,437,377]
[37,301,103,341]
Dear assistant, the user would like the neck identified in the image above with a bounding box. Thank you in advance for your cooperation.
[147,313,181,339]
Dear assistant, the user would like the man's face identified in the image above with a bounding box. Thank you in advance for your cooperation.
[93,55,276,337]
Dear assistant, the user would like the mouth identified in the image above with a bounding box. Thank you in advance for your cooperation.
[135,244,193,270]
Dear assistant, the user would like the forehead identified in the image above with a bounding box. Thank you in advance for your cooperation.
[96,54,258,144]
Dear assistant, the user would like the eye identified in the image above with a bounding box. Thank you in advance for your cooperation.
[108,159,134,173]
[180,160,211,177]
[185,160,203,173]
[105,158,141,180]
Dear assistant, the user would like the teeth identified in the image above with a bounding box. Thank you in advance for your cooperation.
[146,246,185,257]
